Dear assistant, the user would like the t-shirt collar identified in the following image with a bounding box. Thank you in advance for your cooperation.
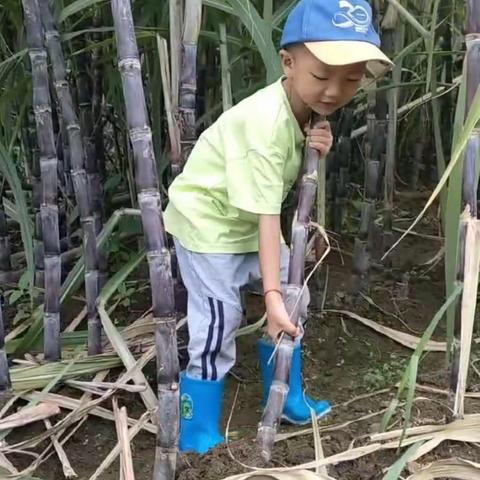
[277,76,306,146]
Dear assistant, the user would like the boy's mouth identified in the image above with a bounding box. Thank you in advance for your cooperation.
[313,101,338,114]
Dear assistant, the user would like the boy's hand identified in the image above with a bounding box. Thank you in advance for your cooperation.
[265,291,300,341]
[305,121,333,157]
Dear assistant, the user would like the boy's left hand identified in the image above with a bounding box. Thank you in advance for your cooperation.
[305,121,333,157]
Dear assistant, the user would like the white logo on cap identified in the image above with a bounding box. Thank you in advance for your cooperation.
[332,0,370,34]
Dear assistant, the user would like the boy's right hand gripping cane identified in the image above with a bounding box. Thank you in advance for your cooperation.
[256,113,325,461]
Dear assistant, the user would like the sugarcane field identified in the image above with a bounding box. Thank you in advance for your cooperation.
[1,0,480,478]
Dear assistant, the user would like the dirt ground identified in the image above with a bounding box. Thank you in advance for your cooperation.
[7,208,480,479]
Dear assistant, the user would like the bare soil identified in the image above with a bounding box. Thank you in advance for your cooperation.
[6,209,480,479]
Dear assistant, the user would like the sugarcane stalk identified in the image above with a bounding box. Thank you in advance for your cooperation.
[0,302,10,393]
[382,5,402,266]
[351,88,382,294]
[257,114,324,461]
[449,0,480,418]
[333,109,354,233]
[111,1,179,478]
[409,107,427,189]
[22,0,61,361]
[38,0,102,356]
[91,8,106,184]
[219,22,233,112]
[26,106,45,296]
[86,8,108,288]
[0,207,12,276]
[78,47,109,289]
[169,0,183,116]
[177,0,202,173]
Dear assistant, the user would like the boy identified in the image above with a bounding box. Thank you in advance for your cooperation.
[164,0,392,454]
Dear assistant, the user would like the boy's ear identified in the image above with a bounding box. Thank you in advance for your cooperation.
[280,49,295,77]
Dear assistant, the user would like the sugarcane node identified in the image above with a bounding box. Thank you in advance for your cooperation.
[118,57,141,70]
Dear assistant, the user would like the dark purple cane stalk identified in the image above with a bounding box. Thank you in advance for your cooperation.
[257,114,324,461]
[176,0,202,175]
[37,0,102,355]
[351,89,383,294]
[26,110,45,294]
[77,49,108,288]
[0,303,10,393]
[0,207,12,279]
[111,1,179,477]
[22,0,62,361]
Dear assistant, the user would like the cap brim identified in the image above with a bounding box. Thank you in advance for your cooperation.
[304,41,393,78]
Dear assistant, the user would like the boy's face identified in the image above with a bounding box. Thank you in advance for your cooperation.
[280,45,367,116]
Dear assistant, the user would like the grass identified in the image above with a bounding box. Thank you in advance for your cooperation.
[362,353,409,391]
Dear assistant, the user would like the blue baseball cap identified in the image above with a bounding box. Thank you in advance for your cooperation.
[281,0,392,77]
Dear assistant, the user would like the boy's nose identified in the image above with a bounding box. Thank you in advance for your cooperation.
[323,81,341,100]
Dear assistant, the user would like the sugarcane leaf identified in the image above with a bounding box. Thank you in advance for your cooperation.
[18,271,30,290]
[60,208,141,302]
[58,0,107,23]
[0,143,34,296]
[8,289,23,305]
[202,0,234,15]
[10,305,43,356]
[272,0,296,27]
[380,397,400,433]
[2,197,34,230]
[224,0,281,83]
[263,0,273,39]
[382,441,425,480]
[401,355,419,445]
[99,250,145,305]
[444,72,467,358]
[425,0,441,93]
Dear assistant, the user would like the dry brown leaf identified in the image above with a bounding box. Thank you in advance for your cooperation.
[0,403,60,430]
[407,457,480,479]
[325,310,446,351]
[113,399,135,480]
[223,471,335,480]
[44,418,77,478]
[454,213,480,416]
[22,391,157,434]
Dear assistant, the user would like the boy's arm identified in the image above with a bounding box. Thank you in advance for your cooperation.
[259,214,300,340]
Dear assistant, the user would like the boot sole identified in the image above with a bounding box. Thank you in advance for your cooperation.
[281,405,332,426]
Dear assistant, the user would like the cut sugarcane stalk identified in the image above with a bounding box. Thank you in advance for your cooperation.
[257,114,325,461]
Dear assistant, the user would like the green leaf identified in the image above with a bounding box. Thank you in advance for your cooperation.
[18,270,31,291]
[224,0,281,83]
[9,289,23,305]
[58,0,107,23]
[0,143,34,296]
[382,441,425,480]
[202,0,234,15]
[99,250,145,305]
[272,0,296,27]
[104,173,123,193]
[444,74,467,358]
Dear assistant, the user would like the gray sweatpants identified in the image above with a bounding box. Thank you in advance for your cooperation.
[174,238,310,381]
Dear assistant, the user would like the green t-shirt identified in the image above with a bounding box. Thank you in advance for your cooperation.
[163,77,305,253]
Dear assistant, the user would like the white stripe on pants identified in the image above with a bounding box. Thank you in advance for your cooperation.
[173,238,310,381]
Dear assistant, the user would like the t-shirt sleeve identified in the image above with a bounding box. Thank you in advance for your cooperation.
[225,147,286,215]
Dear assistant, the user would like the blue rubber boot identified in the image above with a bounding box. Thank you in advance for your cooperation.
[179,372,225,454]
[257,339,331,425]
